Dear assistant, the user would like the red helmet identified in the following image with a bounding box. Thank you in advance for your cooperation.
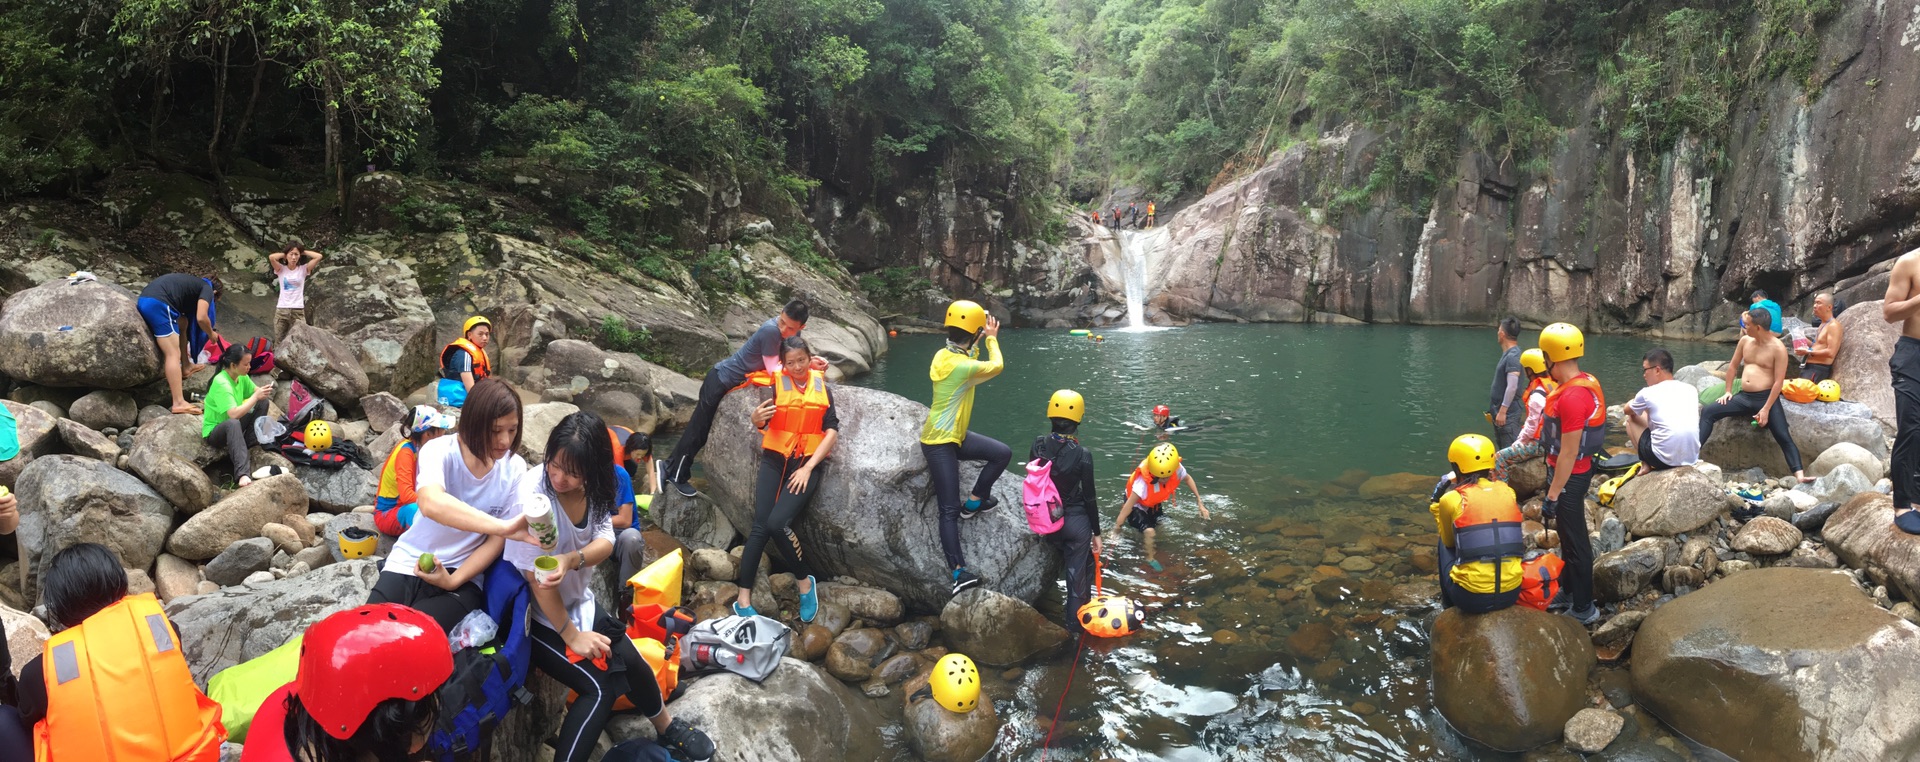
[297,604,454,739]
[1152,405,1171,417]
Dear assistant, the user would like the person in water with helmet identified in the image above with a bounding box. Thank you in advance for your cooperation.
[920,299,1012,596]
[1033,389,1100,633]
[438,315,493,408]
[241,603,452,762]
[1537,323,1604,625]
[1151,405,1180,431]
[662,300,824,498]
[1108,442,1209,571]
[1428,435,1525,613]
[1491,348,1554,482]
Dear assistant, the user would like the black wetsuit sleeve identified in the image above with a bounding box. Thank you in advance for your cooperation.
[17,656,43,724]
[1078,450,1099,521]
[821,387,839,431]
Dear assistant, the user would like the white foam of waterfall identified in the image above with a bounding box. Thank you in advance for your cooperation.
[1114,228,1170,332]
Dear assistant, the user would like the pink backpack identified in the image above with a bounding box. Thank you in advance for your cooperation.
[1022,458,1065,534]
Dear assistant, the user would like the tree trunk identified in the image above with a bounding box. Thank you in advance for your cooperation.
[229,57,267,159]
[208,40,231,203]
[324,77,347,223]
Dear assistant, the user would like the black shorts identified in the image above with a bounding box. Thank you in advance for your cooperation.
[1126,505,1164,531]
[1636,430,1673,471]
[1801,363,1833,382]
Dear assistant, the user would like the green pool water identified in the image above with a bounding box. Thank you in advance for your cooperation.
[851,323,1730,761]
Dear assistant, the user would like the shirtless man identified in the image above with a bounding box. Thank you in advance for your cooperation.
[1881,250,1920,532]
[1699,306,1812,482]
[1798,293,1843,381]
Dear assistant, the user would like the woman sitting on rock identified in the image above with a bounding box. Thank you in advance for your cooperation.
[734,336,837,621]
[504,410,715,762]
[370,377,538,633]
[203,342,275,486]
[373,405,457,536]
[240,603,451,762]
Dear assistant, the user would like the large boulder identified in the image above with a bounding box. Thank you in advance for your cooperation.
[537,340,703,430]
[1610,466,1736,536]
[15,455,174,600]
[0,400,60,488]
[0,279,161,389]
[903,670,1001,762]
[1797,463,1874,506]
[306,247,440,396]
[292,463,377,513]
[342,319,437,397]
[1699,400,1888,477]
[939,588,1068,666]
[276,322,370,408]
[663,658,887,762]
[166,475,309,561]
[516,402,580,465]
[1592,537,1670,602]
[68,390,139,431]
[1431,605,1596,751]
[165,560,379,683]
[1632,567,1920,761]
[702,385,1058,612]
[1830,299,1896,433]
[1809,441,1887,482]
[127,412,219,513]
[1825,492,1920,603]
[2,605,49,680]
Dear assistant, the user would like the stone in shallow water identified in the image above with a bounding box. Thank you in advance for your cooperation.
[1564,708,1625,754]
[1729,516,1802,556]
[1431,606,1595,751]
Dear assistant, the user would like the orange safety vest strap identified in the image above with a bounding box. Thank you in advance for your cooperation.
[441,338,490,380]
[761,370,830,458]
[1128,466,1178,508]
[1541,374,1606,459]
[36,593,226,762]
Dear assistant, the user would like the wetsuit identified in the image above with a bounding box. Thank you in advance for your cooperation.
[1699,390,1804,473]
[1031,434,1098,633]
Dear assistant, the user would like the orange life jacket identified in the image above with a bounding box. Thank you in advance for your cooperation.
[1524,377,1557,405]
[1541,374,1606,462]
[1128,465,1178,509]
[439,338,490,381]
[35,593,226,762]
[1517,553,1566,611]
[1147,203,1156,215]
[761,370,830,458]
[1451,480,1526,576]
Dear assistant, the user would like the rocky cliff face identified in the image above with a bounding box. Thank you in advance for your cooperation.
[1047,2,1920,335]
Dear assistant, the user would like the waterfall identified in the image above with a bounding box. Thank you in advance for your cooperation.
[1114,227,1169,331]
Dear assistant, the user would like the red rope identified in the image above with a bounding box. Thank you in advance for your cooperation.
[1042,556,1102,759]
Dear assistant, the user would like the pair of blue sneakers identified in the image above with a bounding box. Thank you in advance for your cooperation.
[731,575,820,622]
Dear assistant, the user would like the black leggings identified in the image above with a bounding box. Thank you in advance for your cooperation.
[1436,542,1520,614]
[738,450,820,588]
[920,434,1012,570]
[1894,338,1920,509]
[1700,390,1803,472]
[1554,468,1596,612]
[530,607,664,762]
[366,570,484,633]
[1047,512,1096,633]
[663,371,741,485]
[204,400,264,475]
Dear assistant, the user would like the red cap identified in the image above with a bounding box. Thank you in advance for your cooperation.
[1153,405,1171,417]
[296,604,454,739]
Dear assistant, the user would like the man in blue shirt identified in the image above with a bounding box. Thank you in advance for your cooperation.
[1750,290,1783,334]
[662,300,825,496]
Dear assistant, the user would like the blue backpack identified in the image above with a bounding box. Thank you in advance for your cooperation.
[429,560,534,758]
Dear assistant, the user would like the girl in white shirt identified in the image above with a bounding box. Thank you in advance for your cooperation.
[370,377,538,632]
[267,243,322,341]
[505,410,714,762]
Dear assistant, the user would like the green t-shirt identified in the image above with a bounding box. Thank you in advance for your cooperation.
[202,371,258,437]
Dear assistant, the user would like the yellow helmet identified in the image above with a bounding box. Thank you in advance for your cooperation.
[1047,389,1085,423]
[1816,379,1842,403]
[1447,433,1497,475]
[1519,348,1548,375]
[929,653,981,713]
[305,420,334,452]
[337,527,378,560]
[944,300,987,334]
[462,315,492,335]
[1539,323,1585,363]
[1145,442,1181,479]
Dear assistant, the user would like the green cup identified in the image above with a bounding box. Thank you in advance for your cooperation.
[534,555,562,586]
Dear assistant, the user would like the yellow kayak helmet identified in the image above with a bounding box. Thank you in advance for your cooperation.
[1539,323,1585,363]
[944,300,987,335]
[1047,389,1085,423]
[1816,379,1842,403]
[1145,442,1181,479]
[462,315,492,336]
[1519,348,1548,375]
[305,420,334,452]
[929,653,981,713]
[337,527,378,559]
[1447,433,1497,475]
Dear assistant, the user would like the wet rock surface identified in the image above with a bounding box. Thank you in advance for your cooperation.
[1431,605,1596,751]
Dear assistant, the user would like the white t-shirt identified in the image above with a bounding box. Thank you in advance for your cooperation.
[275,262,309,309]
[1627,379,1701,466]
[504,469,614,632]
[1131,466,1189,501]
[385,435,528,577]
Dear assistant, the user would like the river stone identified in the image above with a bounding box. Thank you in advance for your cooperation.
[1761,492,1801,521]
[826,628,891,682]
[1799,463,1873,506]
[167,475,309,561]
[1632,567,1920,761]
[653,493,738,551]
[1730,517,1802,556]
[69,390,138,431]
[894,620,934,651]
[1596,515,1626,555]
[1593,538,1669,602]
[259,522,304,556]
[3,604,49,679]
[1564,707,1626,754]
[28,401,64,421]
[1678,536,1718,576]
[1810,441,1886,482]
[940,588,1067,666]
[1610,467,1733,537]
[1700,399,1888,477]
[1507,457,1549,500]
[1431,605,1596,751]
[797,625,834,662]
[903,670,1001,762]
[819,583,904,626]
[154,553,201,603]
[54,418,120,462]
[277,322,370,407]
[0,401,58,488]
[1592,610,1648,648]
[690,548,738,582]
[1287,622,1335,661]
[0,279,161,389]
[15,454,175,601]
[128,412,219,513]
[1831,299,1897,432]
[663,658,885,762]
[1339,555,1376,572]
[1661,565,1706,592]
[874,653,918,685]
[359,392,409,433]
[165,559,379,684]
[813,602,854,638]
[293,463,377,513]
[1824,492,1920,603]
[204,537,275,586]
[701,385,1058,611]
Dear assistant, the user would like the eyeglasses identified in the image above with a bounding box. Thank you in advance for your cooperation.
[1641,366,1656,374]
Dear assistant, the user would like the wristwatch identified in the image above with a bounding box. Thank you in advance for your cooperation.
[574,550,586,569]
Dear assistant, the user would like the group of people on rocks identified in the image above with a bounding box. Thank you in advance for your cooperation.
[1089,200,1157,230]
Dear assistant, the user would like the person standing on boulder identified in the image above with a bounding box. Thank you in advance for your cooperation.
[732,336,837,621]
[1537,323,1603,625]
[1488,317,1524,449]
[1699,308,1812,483]
[267,242,323,342]
[1882,249,1920,533]
[137,273,223,414]
[1798,293,1843,382]
[1032,390,1100,633]
[921,300,1012,596]
[203,342,275,487]
[437,316,493,409]
[661,300,825,498]
[1429,434,1524,613]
